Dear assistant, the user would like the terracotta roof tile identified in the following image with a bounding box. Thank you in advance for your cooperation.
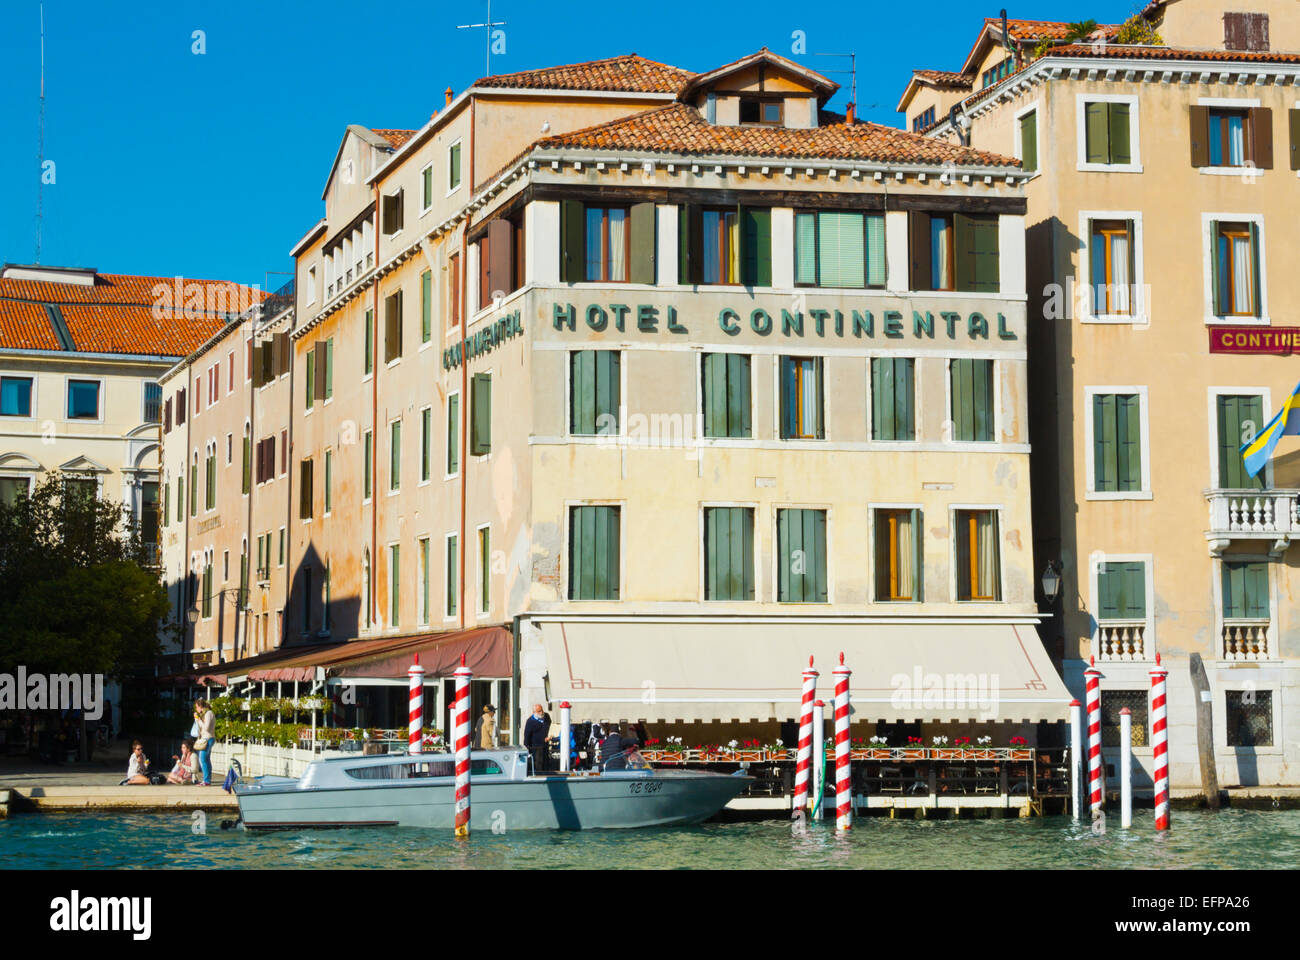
[0,273,262,309]
[0,300,61,351]
[57,304,227,357]
[994,18,1121,41]
[474,53,694,93]
[537,102,1019,168]
[913,69,973,88]
[371,128,418,149]
[1050,42,1300,64]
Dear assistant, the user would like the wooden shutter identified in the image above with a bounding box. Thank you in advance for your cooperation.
[299,459,313,519]
[954,214,999,293]
[571,351,595,434]
[1085,102,1109,163]
[872,357,914,441]
[487,217,513,300]
[778,509,827,603]
[384,292,402,363]
[569,505,620,600]
[313,344,327,400]
[1020,110,1037,172]
[559,199,585,283]
[1249,108,1273,169]
[1224,12,1247,50]
[1108,103,1131,164]
[741,207,772,286]
[1209,220,1222,315]
[163,398,171,433]
[703,352,751,439]
[471,373,491,455]
[1190,105,1211,167]
[679,203,701,284]
[1116,394,1141,491]
[255,439,264,485]
[1218,395,1266,489]
[447,395,459,474]
[596,351,619,435]
[270,335,283,379]
[705,506,754,601]
[628,201,656,284]
[1093,394,1116,491]
[1289,109,1300,171]
[421,270,432,340]
[1249,221,1263,317]
[1223,562,1268,619]
[908,211,932,290]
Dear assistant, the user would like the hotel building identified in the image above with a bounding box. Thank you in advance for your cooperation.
[163,50,1070,743]
[900,0,1300,786]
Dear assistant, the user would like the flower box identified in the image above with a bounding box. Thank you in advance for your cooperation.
[733,750,765,763]
[969,748,998,760]
[1009,749,1033,760]
[930,748,962,760]
[895,748,925,760]
[766,749,790,762]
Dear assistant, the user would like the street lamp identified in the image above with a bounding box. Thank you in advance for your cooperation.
[1040,561,1062,605]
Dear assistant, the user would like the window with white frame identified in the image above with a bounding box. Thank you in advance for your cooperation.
[1091,556,1153,661]
[1205,214,1267,322]
[1076,94,1141,172]
[1085,386,1151,499]
[1080,212,1144,322]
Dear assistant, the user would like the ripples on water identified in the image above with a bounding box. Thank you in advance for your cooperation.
[2,809,1296,869]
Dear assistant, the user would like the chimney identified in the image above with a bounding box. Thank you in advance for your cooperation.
[845,102,856,124]
[445,86,454,106]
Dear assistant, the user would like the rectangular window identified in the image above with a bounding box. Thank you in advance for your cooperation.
[1224,12,1270,52]
[419,537,430,625]
[299,459,313,519]
[1092,393,1142,492]
[569,505,620,600]
[478,526,491,615]
[703,506,754,601]
[382,189,404,235]
[1222,560,1269,620]
[242,433,251,494]
[190,461,197,517]
[1210,108,1249,167]
[448,142,462,191]
[777,508,828,603]
[389,544,401,627]
[202,564,213,619]
[364,308,374,375]
[280,430,288,474]
[955,509,1001,601]
[389,420,401,492]
[384,291,403,362]
[324,338,334,399]
[305,348,315,410]
[324,449,333,514]
[420,407,432,482]
[871,357,915,441]
[144,382,162,423]
[448,253,461,329]
[0,376,33,417]
[794,211,885,288]
[912,106,936,132]
[205,452,216,510]
[1211,220,1262,317]
[874,508,922,601]
[950,359,994,442]
[1084,100,1132,165]
[323,561,331,632]
[982,57,1013,88]
[701,353,751,439]
[422,164,434,210]
[421,269,432,343]
[1089,219,1135,316]
[739,97,783,124]
[66,379,100,419]
[447,395,460,475]
[176,476,183,522]
[278,527,285,566]
[569,350,620,436]
[0,476,30,506]
[1101,690,1148,747]
[1191,106,1272,169]
[1098,561,1146,621]
[584,206,630,282]
[471,373,491,455]
[1019,109,1038,172]
[1226,689,1273,746]
[446,534,458,617]
[1217,394,1266,490]
[363,430,373,500]
[909,212,999,292]
[779,356,824,440]
[701,208,738,284]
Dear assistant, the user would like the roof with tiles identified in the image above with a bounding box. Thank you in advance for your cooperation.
[0,270,263,357]
[473,53,695,93]
[994,18,1121,41]
[1047,42,1300,64]
[535,101,1020,167]
[370,128,418,149]
[912,69,973,88]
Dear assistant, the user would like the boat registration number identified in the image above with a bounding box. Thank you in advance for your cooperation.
[628,781,663,795]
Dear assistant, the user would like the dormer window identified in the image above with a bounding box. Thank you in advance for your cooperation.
[739,97,783,126]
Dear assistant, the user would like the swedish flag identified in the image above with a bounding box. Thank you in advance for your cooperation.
[1241,379,1300,478]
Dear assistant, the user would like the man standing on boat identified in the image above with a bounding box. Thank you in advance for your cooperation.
[523,704,551,773]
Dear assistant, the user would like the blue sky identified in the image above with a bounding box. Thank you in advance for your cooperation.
[0,0,1142,287]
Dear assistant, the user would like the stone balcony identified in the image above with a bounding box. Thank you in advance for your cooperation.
[1205,489,1300,558]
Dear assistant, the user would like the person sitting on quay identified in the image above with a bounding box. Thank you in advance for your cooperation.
[122,740,151,785]
[167,739,198,784]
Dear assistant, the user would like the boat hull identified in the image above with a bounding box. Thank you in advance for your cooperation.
[235,770,750,830]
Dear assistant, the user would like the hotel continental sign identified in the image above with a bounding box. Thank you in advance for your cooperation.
[162,49,1072,743]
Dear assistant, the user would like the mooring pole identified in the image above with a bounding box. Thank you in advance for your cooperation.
[408,654,425,756]
[453,654,472,837]
[812,699,826,819]
[1120,707,1132,829]
[1084,658,1104,818]
[1069,698,1083,821]
[1151,654,1171,831]
[832,654,852,831]
[558,701,572,773]
[793,657,818,816]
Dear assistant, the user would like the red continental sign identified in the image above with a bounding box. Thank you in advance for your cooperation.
[1210,326,1300,355]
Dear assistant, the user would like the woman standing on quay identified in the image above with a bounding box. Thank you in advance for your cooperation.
[193,700,216,786]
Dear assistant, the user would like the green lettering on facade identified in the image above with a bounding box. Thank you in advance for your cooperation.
[997,313,1017,340]
[553,303,575,331]
[834,310,844,337]
[586,304,608,331]
[852,311,873,337]
[751,309,772,335]
[913,311,934,338]
[942,311,961,338]
[610,304,630,332]
[666,306,687,333]
[637,303,659,332]
[809,308,829,337]
[719,309,741,335]
[782,310,804,337]
[884,310,903,338]
[968,312,989,339]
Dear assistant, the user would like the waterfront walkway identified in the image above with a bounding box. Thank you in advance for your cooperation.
[0,755,238,815]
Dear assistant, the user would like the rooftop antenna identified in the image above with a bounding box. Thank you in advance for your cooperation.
[456,0,507,78]
[35,1,46,263]
[811,52,863,113]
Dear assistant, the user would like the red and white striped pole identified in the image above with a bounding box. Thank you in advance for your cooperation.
[793,656,818,815]
[453,653,472,837]
[1150,653,1170,831]
[408,654,425,755]
[1084,657,1103,818]
[832,653,852,831]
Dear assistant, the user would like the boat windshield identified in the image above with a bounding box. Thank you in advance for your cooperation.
[344,758,504,780]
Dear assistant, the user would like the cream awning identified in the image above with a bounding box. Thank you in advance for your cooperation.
[537,619,1071,724]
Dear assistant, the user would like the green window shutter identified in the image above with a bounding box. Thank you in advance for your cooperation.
[390,421,401,490]
[777,508,827,603]
[421,408,432,482]
[1210,220,1223,315]
[951,360,971,441]
[446,536,458,616]
[324,450,332,512]
[325,339,334,398]
[1020,110,1038,172]
[447,395,459,474]
[189,464,197,517]
[954,214,999,292]
[364,309,374,374]
[795,213,816,284]
[449,144,461,188]
[1218,395,1265,489]
[729,353,751,438]
[363,432,372,499]
[873,357,915,441]
[390,545,400,626]
[241,435,251,494]
[1249,222,1262,317]
[1108,102,1131,164]
[569,505,620,600]
[865,214,886,287]
[421,270,432,342]
[741,207,771,286]
[1223,561,1269,619]
[629,201,656,284]
[305,348,315,409]
[702,353,726,438]
[1085,102,1110,163]
[471,373,491,455]
[560,199,585,283]
[679,203,701,284]
[1100,562,1146,620]
[817,211,865,288]
[1093,394,1116,491]
[704,506,754,601]
[596,351,619,435]
[570,351,620,435]
[952,359,992,441]
[973,359,992,441]
[1116,394,1142,491]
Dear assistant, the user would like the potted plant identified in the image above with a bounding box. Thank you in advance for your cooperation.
[1009,735,1032,760]
[764,739,787,762]
[899,736,925,760]
[735,739,765,762]
[659,736,685,764]
[972,735,996,760]
[930,735,958,760]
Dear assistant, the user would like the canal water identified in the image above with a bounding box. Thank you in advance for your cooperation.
[2,808,1297,868]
